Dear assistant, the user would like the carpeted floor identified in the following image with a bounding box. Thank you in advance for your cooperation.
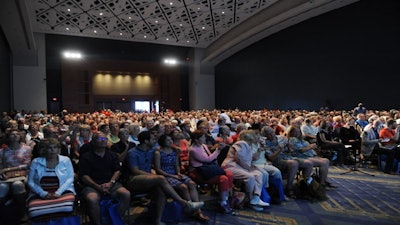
[130,165,400,225]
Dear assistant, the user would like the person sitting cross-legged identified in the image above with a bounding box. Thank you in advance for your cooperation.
[124,131,204,225]
[154,134,209,222]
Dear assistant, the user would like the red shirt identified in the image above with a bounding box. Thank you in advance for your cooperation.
[379,127,396,146]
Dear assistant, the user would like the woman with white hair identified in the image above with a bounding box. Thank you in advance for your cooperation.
[221,130,270,211]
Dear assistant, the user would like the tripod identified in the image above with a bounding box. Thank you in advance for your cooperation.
[340,146,375,176]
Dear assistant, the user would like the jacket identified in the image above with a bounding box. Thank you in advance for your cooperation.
[28,155,75,199]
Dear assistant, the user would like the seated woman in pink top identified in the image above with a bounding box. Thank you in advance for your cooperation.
[188,130,235,214]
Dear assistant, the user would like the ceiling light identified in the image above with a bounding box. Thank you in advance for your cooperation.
[164,58,177,65]
[67,9,71,12]
[63,51,82,59]
[94,30,97,33]
[66,27,69,30]
[99,12,103,16]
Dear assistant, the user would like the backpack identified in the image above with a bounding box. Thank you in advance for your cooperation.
[295,174,327,202]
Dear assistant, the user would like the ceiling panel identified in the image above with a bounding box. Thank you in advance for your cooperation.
[28,0,279,47]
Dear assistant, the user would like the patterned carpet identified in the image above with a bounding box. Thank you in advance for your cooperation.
[131,166,400,225]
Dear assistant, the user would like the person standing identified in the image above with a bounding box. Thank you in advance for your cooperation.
[353,103,367,116]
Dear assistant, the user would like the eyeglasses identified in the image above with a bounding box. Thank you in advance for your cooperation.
[97,137,108,141]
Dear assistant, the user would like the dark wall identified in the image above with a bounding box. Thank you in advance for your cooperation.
[0,27,11,112]
[215,0,400,111]
[45,35,191,112]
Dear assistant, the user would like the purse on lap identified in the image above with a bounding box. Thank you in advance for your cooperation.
[28,193,75,221]
[196,145,226,180]
[197,161,226,180]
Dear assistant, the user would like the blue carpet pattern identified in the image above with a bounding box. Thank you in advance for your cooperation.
[130,166,400,225]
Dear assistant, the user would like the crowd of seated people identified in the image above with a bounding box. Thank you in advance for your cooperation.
[0,107,400,224]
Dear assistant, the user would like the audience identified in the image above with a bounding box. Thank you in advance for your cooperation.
[1,107,399,224]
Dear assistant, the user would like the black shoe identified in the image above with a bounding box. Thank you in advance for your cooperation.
[384,170,396,175]
[285,189,296,199]
[324,181,338,188]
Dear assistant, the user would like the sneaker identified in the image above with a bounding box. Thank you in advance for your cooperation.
[250,196,270,207]
[252,205,264,211]
[187,201,204,210]
[221,203,236,215]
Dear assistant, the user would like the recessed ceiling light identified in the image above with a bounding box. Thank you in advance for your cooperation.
[120,33,122,35]
[99,12,103,16]
[144,35,147,38]
[166,38,169,41]
[128,16,131,19]
[94,30,97,33]
[202,27,205,29]
[170,2,173,5]
[66,27,69,30]
[67,9,71,12]
[155,20,158,23]
[222,11,225,14]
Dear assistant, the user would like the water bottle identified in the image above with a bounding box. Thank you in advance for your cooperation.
[306,176,313,185]
[331,151,337,162]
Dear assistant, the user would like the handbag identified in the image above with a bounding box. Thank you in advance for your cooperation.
[30,215,80,225]
[197,161,226,180]
[0,151,27,183]
[28,193,75,220]
[100,198,124,225]
[196,145,226,180]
